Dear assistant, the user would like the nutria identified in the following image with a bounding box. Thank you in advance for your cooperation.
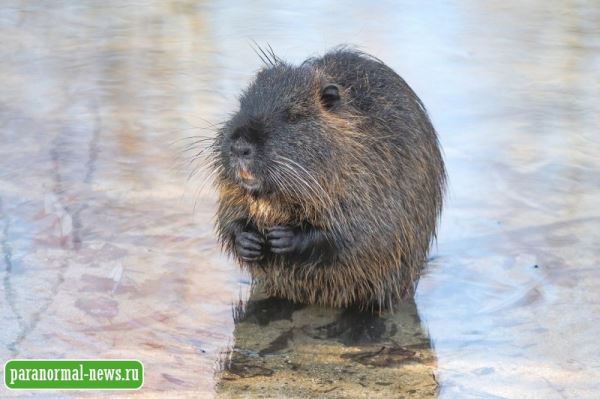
[209,46,445,310]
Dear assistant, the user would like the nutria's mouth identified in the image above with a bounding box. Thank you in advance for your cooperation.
[239,168,253,181]
[239,178,261,191]
[236,167,262,192]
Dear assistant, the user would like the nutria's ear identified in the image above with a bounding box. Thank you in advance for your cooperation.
[320,84,340,109]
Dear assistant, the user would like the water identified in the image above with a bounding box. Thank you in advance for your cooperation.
[0,1,599,398]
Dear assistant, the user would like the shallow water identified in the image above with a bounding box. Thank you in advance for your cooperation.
[0,1,599,398]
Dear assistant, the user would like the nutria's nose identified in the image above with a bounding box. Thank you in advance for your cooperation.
[231,140,253,158]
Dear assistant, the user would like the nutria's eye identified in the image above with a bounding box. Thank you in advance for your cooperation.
[320,84,340,109]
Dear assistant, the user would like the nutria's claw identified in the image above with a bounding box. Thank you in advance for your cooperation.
[235,230,264,261]
[267,225,297,254]
[240,231,263,246]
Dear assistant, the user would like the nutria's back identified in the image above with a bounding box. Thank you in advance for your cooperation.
[211,46,445,310]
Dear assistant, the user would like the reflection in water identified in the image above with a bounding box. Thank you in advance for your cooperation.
[216,289,437,398]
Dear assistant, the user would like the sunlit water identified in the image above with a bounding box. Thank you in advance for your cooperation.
[0,1,599,398]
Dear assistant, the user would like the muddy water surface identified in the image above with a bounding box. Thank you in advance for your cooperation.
[0,1,599,398]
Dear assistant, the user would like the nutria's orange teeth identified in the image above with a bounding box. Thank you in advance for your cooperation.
[239,169,254,180]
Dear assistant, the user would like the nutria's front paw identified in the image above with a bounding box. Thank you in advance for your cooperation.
[235,230,265,262]
[266,225,299,255]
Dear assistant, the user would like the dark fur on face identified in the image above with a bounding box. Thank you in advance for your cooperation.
[217,63,341,202]
[210,46,446,311]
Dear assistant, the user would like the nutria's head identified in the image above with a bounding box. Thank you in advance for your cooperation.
[215,61,350,202]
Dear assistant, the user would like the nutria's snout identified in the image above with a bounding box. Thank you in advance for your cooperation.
[229,137,263,192]
[231,139,253,159]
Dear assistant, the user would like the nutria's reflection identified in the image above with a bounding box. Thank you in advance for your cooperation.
[215,289,438,398]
